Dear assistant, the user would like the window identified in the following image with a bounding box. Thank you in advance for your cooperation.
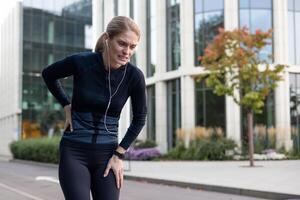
[22,0,92,138]
[194,0,224,66]
[239,0,273,61]
[167,79,181,149]
[146,0,157,77]
[146,85,156,141]
[290,73,300,154]
[167,0,181,71]
[288,0,300,65]
[195,80,226,132]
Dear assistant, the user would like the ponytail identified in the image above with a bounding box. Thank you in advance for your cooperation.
[94,32,106,52]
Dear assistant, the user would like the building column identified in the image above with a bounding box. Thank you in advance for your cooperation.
[180,76,195,137]
[117,0,130,16]
[153,0,168,153]
[224,0,241,147]
[0,2,22,157]
[180,0,196,145]
[273,0,293,151]
[92,0,104,46]
[155,82,168,153]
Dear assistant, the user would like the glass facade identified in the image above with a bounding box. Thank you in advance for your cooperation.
[288,0,300,65]
[195,80,226,133]
[239,0,273,61]
[22,0,92,139]
[167,0,181,71]
[146,0,157,77]
[167,79,181,149]
[290,73,300,154]
[194,0,224,66]
[146,85,156,141]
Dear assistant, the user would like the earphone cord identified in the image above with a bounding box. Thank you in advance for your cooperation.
[104,43,127,134]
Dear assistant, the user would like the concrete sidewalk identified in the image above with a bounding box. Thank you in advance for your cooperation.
[123,160,300,200]
[4,156,300,199]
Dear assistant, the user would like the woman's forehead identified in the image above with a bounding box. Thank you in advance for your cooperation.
[115,31,139,44]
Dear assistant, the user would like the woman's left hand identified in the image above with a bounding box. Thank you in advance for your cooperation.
[103,155,124,189]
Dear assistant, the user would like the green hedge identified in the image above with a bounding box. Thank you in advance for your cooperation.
[10,136,61,164]
[165,138,237,160]
[133,139,157,148]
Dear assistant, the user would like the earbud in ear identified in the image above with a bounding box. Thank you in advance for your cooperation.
[105,39,109,47]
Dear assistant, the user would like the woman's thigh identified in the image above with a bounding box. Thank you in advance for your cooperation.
[59,145,91,200]
[90,165,120,200]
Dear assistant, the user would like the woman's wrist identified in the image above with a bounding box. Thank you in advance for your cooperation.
[113,150,125,160]
[63,104,71,111]
[115,146,126,154]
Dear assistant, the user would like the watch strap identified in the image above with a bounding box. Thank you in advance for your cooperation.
[113,150,125,160]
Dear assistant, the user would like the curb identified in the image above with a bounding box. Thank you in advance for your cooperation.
[9,159,58,168]
[8,159,300,200]
[124,175,300,200]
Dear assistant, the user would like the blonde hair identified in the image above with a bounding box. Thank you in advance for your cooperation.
[94,16,141,52]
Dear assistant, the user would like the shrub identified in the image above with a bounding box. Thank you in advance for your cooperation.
[133,139,157,148]
[10,136,60,164]
[166,138,237,160]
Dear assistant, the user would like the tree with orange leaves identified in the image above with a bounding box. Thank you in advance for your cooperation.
[197,27,286,167]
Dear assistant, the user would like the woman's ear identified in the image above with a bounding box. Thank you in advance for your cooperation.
[104,32,110,41]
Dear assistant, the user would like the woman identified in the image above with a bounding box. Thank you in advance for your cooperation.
[42,16,147,200]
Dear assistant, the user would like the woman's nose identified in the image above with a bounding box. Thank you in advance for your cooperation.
[122,47,130,55]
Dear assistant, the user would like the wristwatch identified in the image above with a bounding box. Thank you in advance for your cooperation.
[113,150,125,160]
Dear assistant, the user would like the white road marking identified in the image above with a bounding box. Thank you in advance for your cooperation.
[0,182,44,200]
[35,176,59,184]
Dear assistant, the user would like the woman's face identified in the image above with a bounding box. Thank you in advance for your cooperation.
[107,30,139,67]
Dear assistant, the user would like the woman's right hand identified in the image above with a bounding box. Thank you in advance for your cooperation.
[63,104,73,132]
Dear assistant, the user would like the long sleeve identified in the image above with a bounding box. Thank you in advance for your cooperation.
[119,72,147,150]
[41,55,76,108]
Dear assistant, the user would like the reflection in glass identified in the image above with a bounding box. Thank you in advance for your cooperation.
[167,79,181,149]
[194,0,224,66]
[239,0,273,62]
[239,0,250,8]
[22,0,92,139]
[167,0,181,71]
[146,86,156,141]
[147,0,157,77]
[288,0,300,65]
[195,80,226,133]
[203,0,223,11]
[290,73,300,154]
[250,0,271,9]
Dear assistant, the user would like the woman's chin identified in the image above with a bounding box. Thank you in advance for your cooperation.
[118,60,128,65]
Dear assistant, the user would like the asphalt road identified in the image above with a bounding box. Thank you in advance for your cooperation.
[0,160,267,200]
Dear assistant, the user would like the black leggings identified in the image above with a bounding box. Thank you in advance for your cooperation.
[59,139,119,200]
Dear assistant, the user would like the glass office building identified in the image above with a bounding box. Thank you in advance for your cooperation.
[94,0,297,154]
[1,0,299,156]
[22,0,92,138]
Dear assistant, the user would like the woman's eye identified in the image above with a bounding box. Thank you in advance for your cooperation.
[119,42,127,47]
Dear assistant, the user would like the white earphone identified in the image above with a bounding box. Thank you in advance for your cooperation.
[103,37,128,134]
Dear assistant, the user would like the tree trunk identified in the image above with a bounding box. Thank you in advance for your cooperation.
[247,110,254,167]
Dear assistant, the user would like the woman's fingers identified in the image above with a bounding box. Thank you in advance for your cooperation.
[69,120,73,132]
[103,164,111,177]
[120,169,123,188]
[63,121,69,131]
[113,169,120,189]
